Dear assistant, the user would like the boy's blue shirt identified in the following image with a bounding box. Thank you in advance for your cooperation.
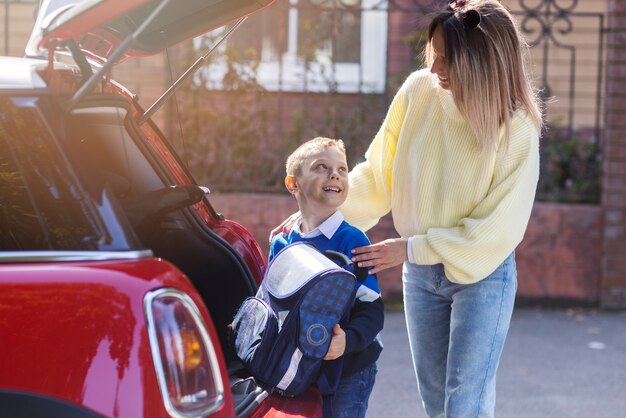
[269,211,384,377]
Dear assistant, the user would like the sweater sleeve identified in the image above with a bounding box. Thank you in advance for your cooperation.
[340,229,385,354]
[344,298,384,354]
[409,115,540,284]
[340,84,409,232]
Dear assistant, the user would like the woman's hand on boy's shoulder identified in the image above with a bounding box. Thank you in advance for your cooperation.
[351,238,408,274]
[269,211,301,243]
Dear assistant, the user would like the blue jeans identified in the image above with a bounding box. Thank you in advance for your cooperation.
[329,362,378,418]
[403,253,517,418]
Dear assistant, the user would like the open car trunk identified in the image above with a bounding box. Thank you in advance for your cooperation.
[62,96,269,417]
[21,0,322,415]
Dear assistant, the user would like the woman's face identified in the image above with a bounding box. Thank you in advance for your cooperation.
[430,25,450,90]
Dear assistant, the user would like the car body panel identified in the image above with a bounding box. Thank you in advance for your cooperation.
[248,389,323,418]
[1,0,323,415]
[0,257,235,418]
[0,57,50,91]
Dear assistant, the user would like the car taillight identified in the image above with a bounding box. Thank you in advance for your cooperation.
[145,289,225,417]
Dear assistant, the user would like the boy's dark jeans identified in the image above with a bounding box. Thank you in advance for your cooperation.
[329,362,378,418]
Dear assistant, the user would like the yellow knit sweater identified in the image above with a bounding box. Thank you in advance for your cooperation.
[340,69,540,284]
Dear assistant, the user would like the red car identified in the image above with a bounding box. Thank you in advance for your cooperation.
[0,0,322,417]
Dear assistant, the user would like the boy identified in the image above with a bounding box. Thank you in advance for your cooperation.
[269,137,384,418]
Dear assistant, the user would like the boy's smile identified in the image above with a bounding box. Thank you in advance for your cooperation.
[286,146,349,231]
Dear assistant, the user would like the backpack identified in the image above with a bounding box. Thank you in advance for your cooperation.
[230,242,359,399]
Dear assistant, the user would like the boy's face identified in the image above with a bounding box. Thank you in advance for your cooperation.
[286,146,349,216]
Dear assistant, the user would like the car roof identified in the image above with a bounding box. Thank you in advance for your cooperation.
[0,57,50,92]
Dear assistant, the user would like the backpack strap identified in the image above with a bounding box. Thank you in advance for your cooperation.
[323,250,368,283]
[316,358,344,418]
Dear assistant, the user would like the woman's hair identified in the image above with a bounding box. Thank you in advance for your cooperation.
[425,0,543,151]
[286,137,346,177]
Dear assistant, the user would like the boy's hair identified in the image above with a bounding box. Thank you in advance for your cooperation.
[286,137,346,177]
[425,0,543,152]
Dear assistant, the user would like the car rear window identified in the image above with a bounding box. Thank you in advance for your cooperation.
[0,97,103,251]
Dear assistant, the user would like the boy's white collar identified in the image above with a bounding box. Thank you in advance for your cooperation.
[295,211,344,239]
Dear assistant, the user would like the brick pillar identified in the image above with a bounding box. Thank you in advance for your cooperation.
[602,0,626,308]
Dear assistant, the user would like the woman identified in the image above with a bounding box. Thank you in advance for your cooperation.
[273,1,542,416]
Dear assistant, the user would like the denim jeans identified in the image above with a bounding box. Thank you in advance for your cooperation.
[329,362,378,418]
[403,253,517,418]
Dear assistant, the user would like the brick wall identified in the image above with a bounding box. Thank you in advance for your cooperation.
[519,204,602,303]
[209,193,603,305]
[0,2,37,57]
[602,1,626,308]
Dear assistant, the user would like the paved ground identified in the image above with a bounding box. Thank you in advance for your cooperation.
[367,307,626,418]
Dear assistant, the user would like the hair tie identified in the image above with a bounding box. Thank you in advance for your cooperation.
[448,0,466,11]
[448,1,481,30]
[462,9,481,30]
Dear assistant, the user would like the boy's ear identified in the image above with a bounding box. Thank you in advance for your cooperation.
[285,175,298,194]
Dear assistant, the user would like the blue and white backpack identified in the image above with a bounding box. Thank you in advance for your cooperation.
[230,242,358,399]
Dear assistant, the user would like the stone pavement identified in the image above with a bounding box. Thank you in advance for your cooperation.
[367,307,626,418]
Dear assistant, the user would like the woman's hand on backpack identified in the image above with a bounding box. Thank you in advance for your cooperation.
[324,324,346,360]
[269,211,301,243]
[351,238,408,274]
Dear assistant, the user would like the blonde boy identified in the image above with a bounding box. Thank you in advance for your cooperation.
[269,137,384,418]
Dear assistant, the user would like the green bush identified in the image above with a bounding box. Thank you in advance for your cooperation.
[537,125,601,204]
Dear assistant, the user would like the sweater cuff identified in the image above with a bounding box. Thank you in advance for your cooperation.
[344,329,357,354]
[407,239,415,263]
[408,235,441,265]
